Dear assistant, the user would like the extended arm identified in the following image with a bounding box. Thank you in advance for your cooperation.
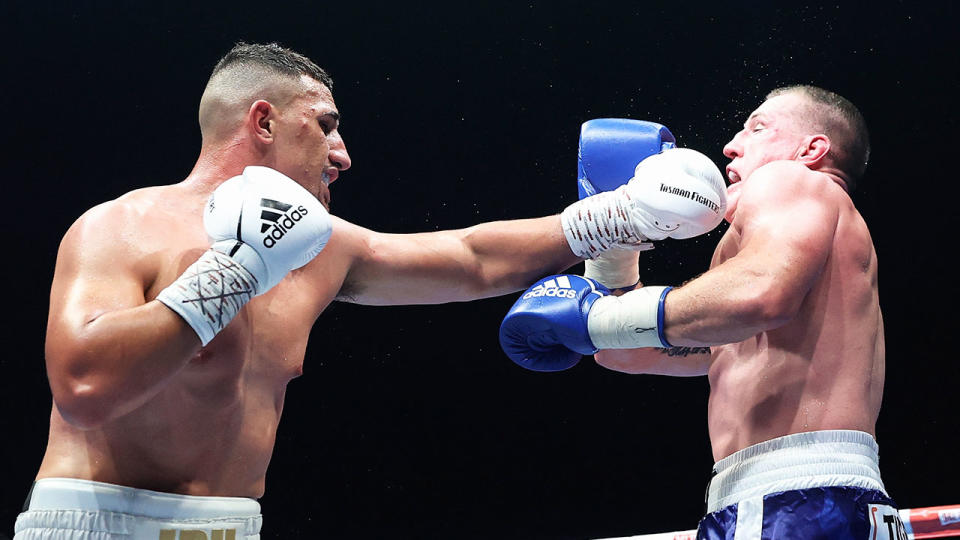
[337,137,728,307]
[334,215,580,305]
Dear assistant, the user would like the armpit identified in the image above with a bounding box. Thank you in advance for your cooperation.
[333,280,361,303]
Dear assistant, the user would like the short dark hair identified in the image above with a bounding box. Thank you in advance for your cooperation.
[767,85,869,190]
[212,42,333,90]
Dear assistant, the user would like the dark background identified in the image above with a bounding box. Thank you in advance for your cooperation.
[2,1,957,538]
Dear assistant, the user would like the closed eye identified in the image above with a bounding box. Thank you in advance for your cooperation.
[318,111,341,135]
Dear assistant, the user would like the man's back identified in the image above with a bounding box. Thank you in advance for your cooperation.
[706,164,884,460]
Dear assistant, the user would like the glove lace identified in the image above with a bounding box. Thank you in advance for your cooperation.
[561,188,648,259]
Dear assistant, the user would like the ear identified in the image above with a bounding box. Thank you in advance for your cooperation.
[795,134,830,167]
[247,100,276,145]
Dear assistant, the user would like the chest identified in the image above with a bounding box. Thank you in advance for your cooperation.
[145,221,336,390]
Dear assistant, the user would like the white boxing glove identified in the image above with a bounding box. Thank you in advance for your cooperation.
[158,166,332,345]
[561,148,726,258]
[204,166,331,293]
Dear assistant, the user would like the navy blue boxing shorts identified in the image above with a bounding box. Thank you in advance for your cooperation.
[697,430,907,540]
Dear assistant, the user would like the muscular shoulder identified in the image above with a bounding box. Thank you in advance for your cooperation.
[75,188,156,226]
[298,215,371,301]
[58,185,199,277]
[742,161,842,202]
[735,162,846,224]
[319,215,371,259]
[63,187,173,246]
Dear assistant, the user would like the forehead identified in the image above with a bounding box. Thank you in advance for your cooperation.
[294,76,338,113]
[749,92,808,122]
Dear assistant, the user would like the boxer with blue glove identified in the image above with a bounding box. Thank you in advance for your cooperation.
[505,87,901,540]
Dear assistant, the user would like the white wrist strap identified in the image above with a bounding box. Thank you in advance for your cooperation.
[561,188,649,259]
[587,286,673,349]
[156,250,258,346]
[583,248,642,290]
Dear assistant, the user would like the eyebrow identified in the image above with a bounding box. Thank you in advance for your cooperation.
[744,112,766,128]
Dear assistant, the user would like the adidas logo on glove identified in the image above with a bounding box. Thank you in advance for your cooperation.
[522,276,579,300]
[259,198,310,248]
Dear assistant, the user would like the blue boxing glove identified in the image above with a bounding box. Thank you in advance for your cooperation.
[500,277,677,372]
[498,275,610,372]
[577,118,676,199]
[577,119,676,289]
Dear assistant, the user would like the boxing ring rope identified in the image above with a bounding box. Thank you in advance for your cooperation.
[597,503,960,539]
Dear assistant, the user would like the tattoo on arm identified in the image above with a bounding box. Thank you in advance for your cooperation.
[658,346,711,357]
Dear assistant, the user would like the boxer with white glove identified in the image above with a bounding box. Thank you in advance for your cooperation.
[157,166,332,345]
[499,274,672,371]
[561,145,728,260]
[576,118,675,289]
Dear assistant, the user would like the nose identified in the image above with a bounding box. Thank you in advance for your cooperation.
[328,131,352,172]
[722,131,743,160]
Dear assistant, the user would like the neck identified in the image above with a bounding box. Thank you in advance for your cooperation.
[182,140,266,194]
[812,164,850,193]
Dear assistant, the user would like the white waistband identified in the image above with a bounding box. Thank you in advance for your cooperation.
[26,478,261,518]
[707,430,887,513]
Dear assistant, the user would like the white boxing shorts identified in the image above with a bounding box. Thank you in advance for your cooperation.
[14,478,262,539]
[697,430,906,540]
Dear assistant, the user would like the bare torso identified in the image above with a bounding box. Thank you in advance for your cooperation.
[37,177,575,499]
[705,177,884,460]
[38,184,349,498]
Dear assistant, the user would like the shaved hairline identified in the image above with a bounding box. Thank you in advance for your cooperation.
[766,85,870,188]
[197,42,333,145]
[197,65,321,143]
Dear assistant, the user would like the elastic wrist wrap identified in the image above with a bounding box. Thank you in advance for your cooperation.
[587,286,674,349]
[156,249,258,346]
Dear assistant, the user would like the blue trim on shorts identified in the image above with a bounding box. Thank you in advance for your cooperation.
[696,486,900,540]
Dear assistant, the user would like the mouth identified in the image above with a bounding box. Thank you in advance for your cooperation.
[726,166,741,184]
[323,167,339,186]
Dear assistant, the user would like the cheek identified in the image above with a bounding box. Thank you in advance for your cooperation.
[724,181,743,223]
[314,142,330,164]
[743,140,781,170]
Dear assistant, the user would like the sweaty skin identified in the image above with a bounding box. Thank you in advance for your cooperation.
[40,77,578,497]
[595,92,883,461]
